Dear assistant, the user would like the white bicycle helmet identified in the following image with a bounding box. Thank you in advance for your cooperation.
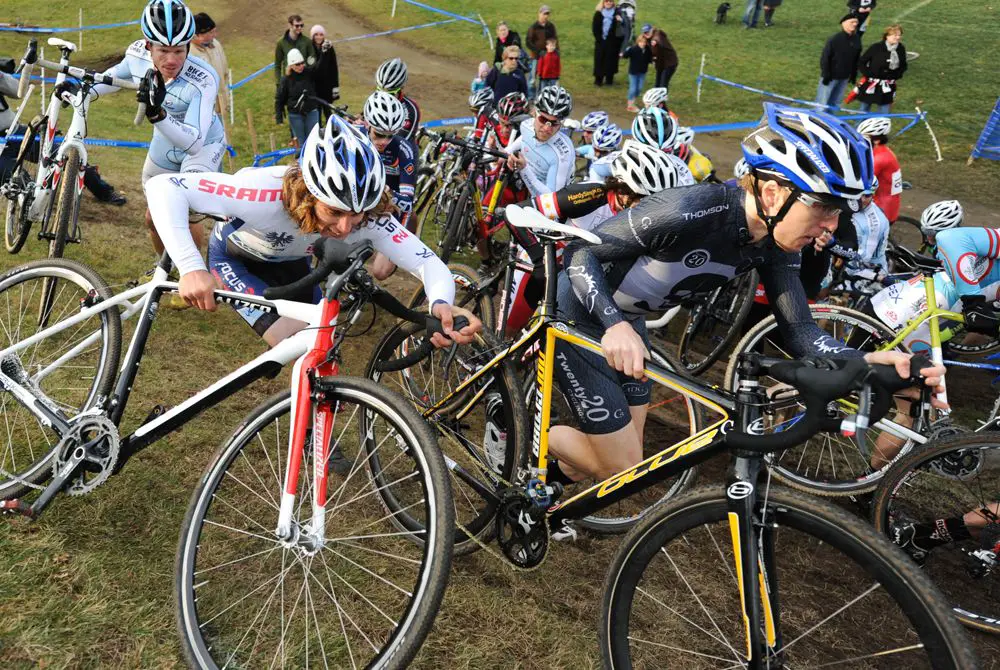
[375,57,408,91]
[581,110,609,132]
[141,0,195,47]
[856,116,892,138]
[612,140,682,196]
[920,200,963,233]
[363,91,406,134]
[642,87,669,108]
[301,115,386,213]
[631,107,678,151]
[592,123,623,152]
[733,158,751,180]
[468,88,495,112]
[676,126,696,147]
[535,85,573,119]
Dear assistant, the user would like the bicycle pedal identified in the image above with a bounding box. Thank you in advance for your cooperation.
[1,498,36,518]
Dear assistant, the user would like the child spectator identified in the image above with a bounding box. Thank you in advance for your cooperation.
[275,49,319,148]
[621,33,652,112]
[536,38,561,93]
[471,61,490,94]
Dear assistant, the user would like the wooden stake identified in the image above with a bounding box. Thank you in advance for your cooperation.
[246,109,259,158]
[269,133,276,152]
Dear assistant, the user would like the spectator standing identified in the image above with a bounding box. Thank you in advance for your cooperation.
[274,15,316,87]
[471,61,490,93]
[856,24,907,113]
[618,0,637,45]
[486,46,529,100]
[275,49,319,148]
[763,0,782,27]
[592,0,626,87]
[309,25,340,123]
[536,38,561,93]
[847,0,876,35]
[493,21,522,67]
[642,24,678,90]
[621,34,652,111]
[190,13,229,123]
[742,0,763,29]
[525,6,557,98]
[816,14,861,109]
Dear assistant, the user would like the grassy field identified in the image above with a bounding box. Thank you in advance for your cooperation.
[2,0,1000,667]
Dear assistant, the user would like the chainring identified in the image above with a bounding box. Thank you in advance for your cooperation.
[928,418,970,441]
[494,487,549,569]
[52,415,120,496]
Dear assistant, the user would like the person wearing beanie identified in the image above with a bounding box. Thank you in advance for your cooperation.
[816,13,861,109]
[274,14,316,87]
[275,49,319,147]
[471,61,491,93]
[190,13,229,122]
[309,24,340,123]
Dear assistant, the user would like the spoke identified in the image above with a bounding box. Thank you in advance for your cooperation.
[201,561,294,628]
[779,583,882,653]
[202,518,284,545]
[194,544,282,577]
[222,467,282,514]
[323,545,413,598]
[811,644,926,667]
[332,540,422,566]
[628,636,737,662]
[635,586,735,649]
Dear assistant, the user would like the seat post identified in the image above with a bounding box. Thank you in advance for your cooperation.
[541,239,558,317]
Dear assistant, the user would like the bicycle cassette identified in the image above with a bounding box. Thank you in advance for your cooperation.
[495,488,549,570]
[52,415,120,496]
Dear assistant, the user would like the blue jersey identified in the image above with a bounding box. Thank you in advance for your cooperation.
[846,203,890,278]
[506,118,575,197]
[381,136,417,215]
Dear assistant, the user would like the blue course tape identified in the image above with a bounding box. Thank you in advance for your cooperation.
[230,63,274,90]
[2,134,236,156]
[401,0,481,25]
[12,73,59,84]
[0,20,139,33]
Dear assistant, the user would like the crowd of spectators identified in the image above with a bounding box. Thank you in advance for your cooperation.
[272,13,341,146]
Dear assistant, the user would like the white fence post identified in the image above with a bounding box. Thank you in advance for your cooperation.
[40,47,45,112]
[228,69,235,127]
[696,53,706,104]
[392,0,398,17]
[916,107,943,162]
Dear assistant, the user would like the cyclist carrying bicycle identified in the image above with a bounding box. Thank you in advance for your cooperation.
[92,0,226,257]
[375,57,420,143]
[546,103,946,484]
[145,115,480,348]
[629,108,695,186]
[505,85,575,198]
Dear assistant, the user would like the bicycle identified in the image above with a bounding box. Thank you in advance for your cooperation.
[0,239,454,669]
[369,205,978,667]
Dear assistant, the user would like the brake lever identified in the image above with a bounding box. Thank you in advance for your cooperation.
[840,376,873,456]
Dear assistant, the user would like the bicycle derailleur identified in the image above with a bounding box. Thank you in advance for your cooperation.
[495,479,562,570]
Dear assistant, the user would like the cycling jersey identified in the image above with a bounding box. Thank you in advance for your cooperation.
[95,40,225,176]
[380,135,417,216]
[846,202,890,279]
[506,117,575,198]
[399,95,420,142]
[562,182,861,359]
[872,143,901,223]
[665,152,697,186]
[144,166,455,333]
[587,152,618,183]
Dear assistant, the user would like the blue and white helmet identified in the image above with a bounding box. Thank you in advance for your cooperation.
[592,123,623,152]
[733,158,751,180]
[741,103,874,200]
[631,107,678,151]
[301,116,386,213]
[141,0,195,47]
[581,111,609,132]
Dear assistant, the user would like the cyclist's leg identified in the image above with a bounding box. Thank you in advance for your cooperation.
[141,151,180,254]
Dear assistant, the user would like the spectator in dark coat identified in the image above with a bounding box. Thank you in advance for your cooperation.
[525,6,557,98]
[592,0,626,87]
[763,0,782,27]
[621,33,652,111]
[641,24,678,90]
[275,49,319,148]
[816,14,861,109]
[274,14,316,86]
[856,24,907,113]
[309,25,340,123]
[486,46,528,100]
[493,22,522,66]
[847,0,876,35]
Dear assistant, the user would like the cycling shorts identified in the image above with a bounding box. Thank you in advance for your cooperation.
[208,221,321,336]
[141,137,227,187]
[552,274,651,435]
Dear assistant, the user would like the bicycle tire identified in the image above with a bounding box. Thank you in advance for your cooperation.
[38,147,82,329]
[674,269,757,376]
[176,380,453,670]
[440,179,474,263]
[725,303,921,495]
[3,125,42,254]
[872,432,1000,635]
[406,263,497,334]
[366,321,527,555]
[0,258,122,500]
[601,485,979,669]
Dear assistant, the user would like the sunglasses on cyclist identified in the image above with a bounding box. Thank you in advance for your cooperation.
[370,129,395,140]
[536,115,562,128]
[794,190,851,218]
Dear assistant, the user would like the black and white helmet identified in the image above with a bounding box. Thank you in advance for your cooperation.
[642,87,669,108]
[363,91,406,134]
[612,140,683,196]
[535,85,573,119]
[375,57,408,91]
[468,88,495,112]
[141,0,195,47]
[301,116,386,213]
[631,107,678,151]
[733,158,751,180]
[593,123,623,152]
[920,200,963,233]
[856,116,892,137]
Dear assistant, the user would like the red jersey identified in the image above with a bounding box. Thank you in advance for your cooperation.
[872,143,901,223]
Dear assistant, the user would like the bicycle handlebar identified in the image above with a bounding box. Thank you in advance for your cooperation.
[441,133,508,160]
[725,353,931,453]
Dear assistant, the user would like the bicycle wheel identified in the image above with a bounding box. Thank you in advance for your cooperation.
[725,304,922,495]
[440,179,474,263]
[366,322,527,555]
[889,215,928,254]
[38,147,83,329]
[0,259,121,500]
[673,270,757,376]
[176,379,453,670]
[411,167,438,240]
[406,263,496,334]
[3,127,41,254]
[602,485,978,669]
[873,433,1000,635]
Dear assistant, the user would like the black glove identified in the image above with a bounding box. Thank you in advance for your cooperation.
[137,68,167,123]
[961,295,1000,336]
[54,80,80,107]
[821,78,831,86]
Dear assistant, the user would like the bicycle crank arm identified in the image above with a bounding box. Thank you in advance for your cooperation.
[5,447,90,519]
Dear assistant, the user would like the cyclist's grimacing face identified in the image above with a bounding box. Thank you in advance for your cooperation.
[772,192,841,252]
[313,202,366,239]
[150,44,188,80]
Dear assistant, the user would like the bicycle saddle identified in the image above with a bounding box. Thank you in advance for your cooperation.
[506,204,601,244]
[47,38,77,52]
